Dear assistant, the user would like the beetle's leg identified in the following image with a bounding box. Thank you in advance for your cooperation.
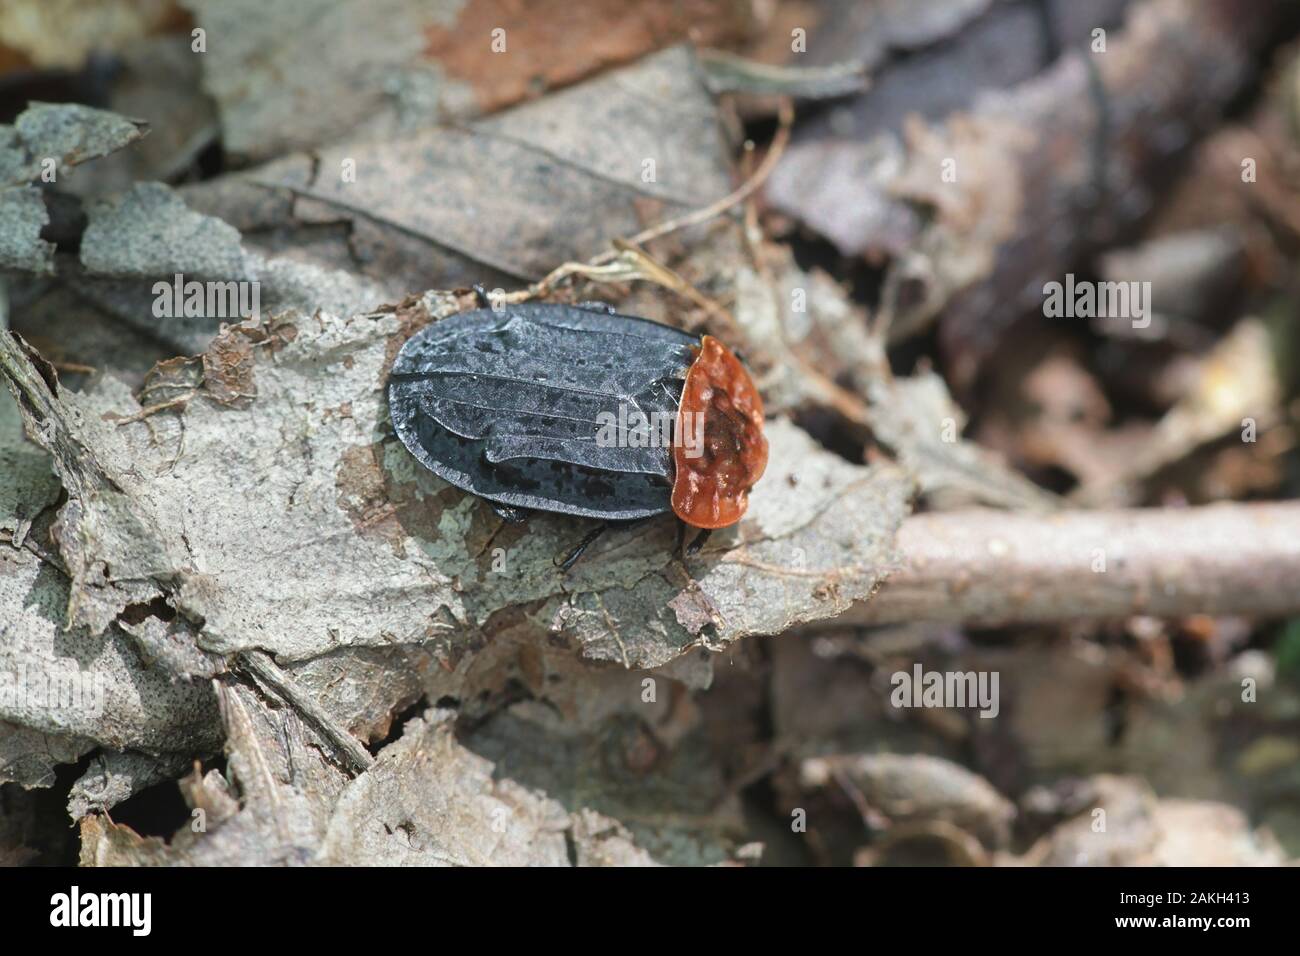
[490,501,529,524]
[686,528,712,557]
[557,517,663,571]
[556,522,609,572]
[675,522,711,558]
[472,284,492,309]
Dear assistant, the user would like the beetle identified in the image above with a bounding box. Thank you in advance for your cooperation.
[386,299,768,569]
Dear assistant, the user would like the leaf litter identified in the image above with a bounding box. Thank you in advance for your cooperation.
[4,4,1294,867]
[0,61,913,863]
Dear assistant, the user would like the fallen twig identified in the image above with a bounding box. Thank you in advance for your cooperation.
[848,502,1300,626]
[236,650,374,773]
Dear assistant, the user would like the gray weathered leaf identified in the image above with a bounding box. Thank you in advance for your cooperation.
[0,331,177,633]
[0,718,95,790]
[0,544,221,785]
[67,750,197,820]
[70,181,389,353]
[1018,775,1286,866]
[4,103,146,189]
[0,103,148,274]
[318,709,676,865]
[81,182,250,279]
[81,691,729,866]
[865,371,1060,511]
[0,188,54,274]
[0,385,60,544]
[227,45,732,292]
[3,294,910,676]
[799,752,1016,848]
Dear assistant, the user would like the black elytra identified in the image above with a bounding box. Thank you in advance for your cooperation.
[387,302,697,524]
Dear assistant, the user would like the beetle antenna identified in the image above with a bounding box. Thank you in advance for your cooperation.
[556,522,609,572]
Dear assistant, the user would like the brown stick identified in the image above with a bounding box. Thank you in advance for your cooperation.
[850,503,1300,626]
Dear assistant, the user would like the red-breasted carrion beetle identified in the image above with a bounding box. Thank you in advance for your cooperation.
[387,301,768,568]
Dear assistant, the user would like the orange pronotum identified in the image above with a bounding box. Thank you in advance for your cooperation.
[671,336,768,529]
